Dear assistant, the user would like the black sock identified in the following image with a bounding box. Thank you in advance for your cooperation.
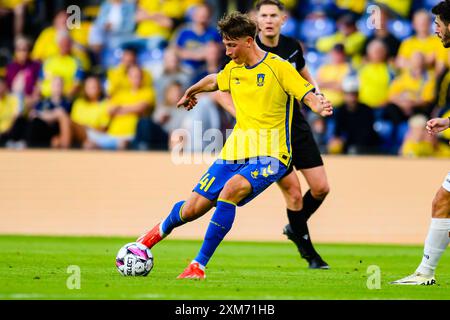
[286,209,318,260]
[301,190,324,221]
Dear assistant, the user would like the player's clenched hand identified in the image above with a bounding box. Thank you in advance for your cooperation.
[177,94,198,111]
[318,95,333,117]
[426,117,449,134]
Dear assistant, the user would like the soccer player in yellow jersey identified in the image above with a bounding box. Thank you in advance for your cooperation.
[392,0,450,286]
[135,11,332,279]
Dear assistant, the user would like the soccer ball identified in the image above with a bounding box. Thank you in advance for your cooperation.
[115,242,153,276]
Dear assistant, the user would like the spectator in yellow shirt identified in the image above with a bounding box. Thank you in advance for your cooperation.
[38,35,83,100]
[335,0,366,14]
[105,46,152,98]
[374,0,412,18]
[396,9,447,73]
[316,44,351,108]
[316,14,366,64]
[358,39,393,110]
[135,0,184,47]
[31,10,91,71]
[386,52,435,125]
[70,75,110,148]
[400,114,435,157]
[85,65,155,150]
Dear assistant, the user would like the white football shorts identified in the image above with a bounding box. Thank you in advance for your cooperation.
[442,172,450,192]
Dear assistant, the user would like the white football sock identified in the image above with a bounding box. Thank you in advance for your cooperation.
[192,260,206,270]
[416,218,450,276]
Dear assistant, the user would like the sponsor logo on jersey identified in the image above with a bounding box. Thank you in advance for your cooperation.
[234,77,240,84]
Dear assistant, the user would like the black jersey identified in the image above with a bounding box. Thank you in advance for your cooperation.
[256,34,306,71]
[256,34,310,132]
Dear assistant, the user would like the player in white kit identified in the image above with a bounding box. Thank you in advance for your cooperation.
[391,0,450,285]
[391,118,450,285]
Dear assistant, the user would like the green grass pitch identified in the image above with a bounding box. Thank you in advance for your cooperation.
[0,235,449,300]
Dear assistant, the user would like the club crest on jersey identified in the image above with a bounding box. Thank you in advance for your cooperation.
[256,73,265,87]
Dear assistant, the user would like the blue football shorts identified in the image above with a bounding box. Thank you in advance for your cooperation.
[193,156,288,206]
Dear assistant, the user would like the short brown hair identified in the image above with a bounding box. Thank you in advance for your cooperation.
[432,0,450,25]
[255,0,285,11]
[217,11,258,40]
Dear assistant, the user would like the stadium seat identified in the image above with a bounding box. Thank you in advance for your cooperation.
[298,16,336,47]
[394,121,409,150]
[304,49,327,77]
[100,47,123,68]
[138,47,165,80]
[356,14,376,37]
[281,16,299,38]
[324,116,336,143]
[422,0,441,10]
[388,19,413,41]
[373,119,395,153]
[296,0,336,18]
[184,6,195,22]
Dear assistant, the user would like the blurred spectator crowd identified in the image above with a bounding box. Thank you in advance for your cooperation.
[0,0,449,158]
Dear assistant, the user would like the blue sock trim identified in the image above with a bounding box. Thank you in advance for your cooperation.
[161,200,186,235]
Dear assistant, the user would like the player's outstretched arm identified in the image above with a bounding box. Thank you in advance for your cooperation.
[177,73,219,111]
[302,91,333,117]
[426,117,450,134]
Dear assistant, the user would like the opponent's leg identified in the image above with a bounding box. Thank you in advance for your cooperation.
[415,187,450,278]
[392,185,450,285]
[300,165,330,219]
[278,170,329,269]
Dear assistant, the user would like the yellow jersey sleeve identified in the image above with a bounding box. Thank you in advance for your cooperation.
[276,58,314,102]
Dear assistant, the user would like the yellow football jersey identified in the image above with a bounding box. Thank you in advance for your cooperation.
[70,98,110,130]
[107,87,155,137]
[216,52,314,166]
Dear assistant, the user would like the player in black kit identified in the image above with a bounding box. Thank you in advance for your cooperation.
[215,0,330,269]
